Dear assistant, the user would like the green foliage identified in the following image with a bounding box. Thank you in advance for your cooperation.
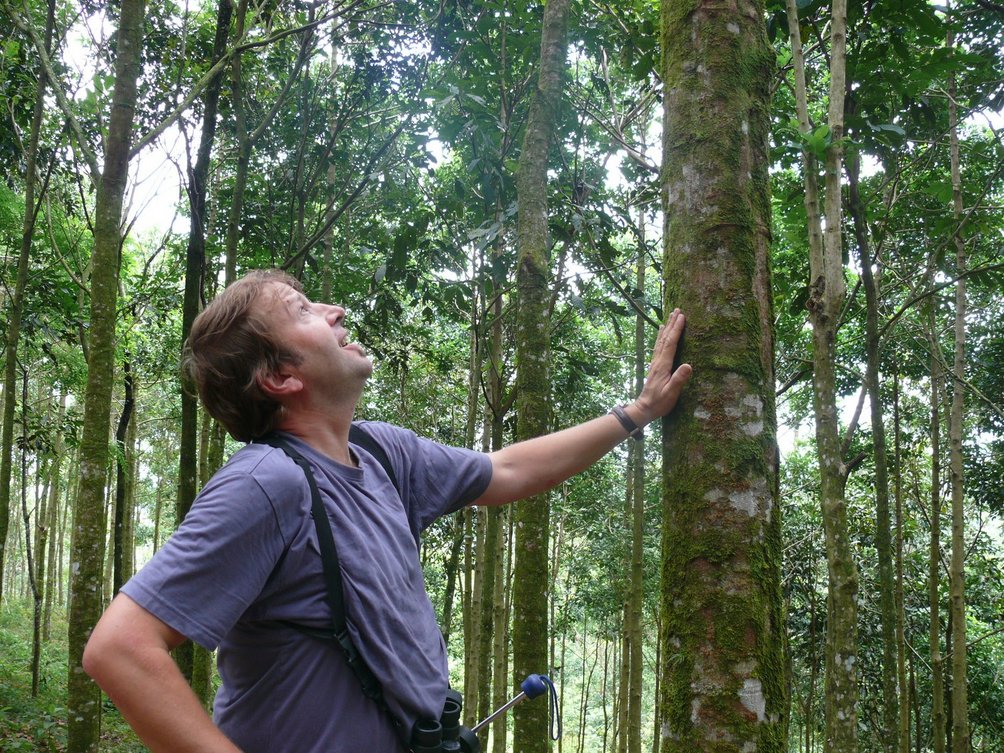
[0,604,145,752]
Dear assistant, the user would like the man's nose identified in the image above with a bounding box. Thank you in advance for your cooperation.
[325,305,345,325]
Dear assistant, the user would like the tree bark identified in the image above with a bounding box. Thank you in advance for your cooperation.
[946,24,970,753]
[848,153,899,753]
[512,2,569,750]
[44,394,67,642]
[785,0,858,749]
[67,0,147,748]
[112,360,134,595]
[893,370,910,753]
[926,264,946,753]
[627,223,646,753]
[659,0,785,750]
[175,0,233,690]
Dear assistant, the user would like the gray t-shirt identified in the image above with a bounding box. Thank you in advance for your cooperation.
[122,421,492,753]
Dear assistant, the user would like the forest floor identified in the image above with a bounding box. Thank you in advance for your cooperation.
[1,601,146,752]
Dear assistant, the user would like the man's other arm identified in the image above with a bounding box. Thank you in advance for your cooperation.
[84,593,243,753]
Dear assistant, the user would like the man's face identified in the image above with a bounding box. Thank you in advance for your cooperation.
[259,282,373,395]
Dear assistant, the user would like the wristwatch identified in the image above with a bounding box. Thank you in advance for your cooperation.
[610,405,644,441]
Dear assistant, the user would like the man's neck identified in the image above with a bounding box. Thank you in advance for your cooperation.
[275,408,357,467]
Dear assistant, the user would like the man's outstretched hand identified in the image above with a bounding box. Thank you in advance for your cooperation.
[629,309,693,425]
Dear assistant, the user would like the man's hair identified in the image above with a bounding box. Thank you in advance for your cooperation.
[183,269,303,442]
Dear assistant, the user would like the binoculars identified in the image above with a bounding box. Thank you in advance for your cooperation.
[410,674,555,753]
[411,689,480,753]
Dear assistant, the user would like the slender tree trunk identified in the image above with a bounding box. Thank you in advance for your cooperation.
[946,25,969,753]
[786,0,857,749]
[43,395,66,641]
[112,360,134,595]
[603,639,612,752]
[224,0,250,284]
[848,154,899,753]
[653,610,662,753]
[808,585,818,753]
[67,0,147,748]
[558,590,569,753]
[441,514,465,646]
[0,0,55,607]
[153,476,164,553]
[926,265,946,753]
[512,2,569,750]
[627,225,646,753]
[123,397,139,580]
[175,0,233,691]
[478,506,501,741]
[466,504,485,726]
[892,370,909,753]
[491,507,511,753]
[20,368,43,695]
[463,243,486,723]
[618,607,631,753]
[659,0,785,751]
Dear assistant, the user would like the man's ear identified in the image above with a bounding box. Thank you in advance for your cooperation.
[257,364,303,398]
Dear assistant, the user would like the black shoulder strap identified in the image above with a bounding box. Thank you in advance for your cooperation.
[255,433,385,705]
[349,422,399,492]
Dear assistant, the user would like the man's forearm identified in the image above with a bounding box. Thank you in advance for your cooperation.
[477,405,647,506]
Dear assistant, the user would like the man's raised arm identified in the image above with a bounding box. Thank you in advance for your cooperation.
[475,309,692,507]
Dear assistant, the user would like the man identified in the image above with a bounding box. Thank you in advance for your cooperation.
[84,269,692,753]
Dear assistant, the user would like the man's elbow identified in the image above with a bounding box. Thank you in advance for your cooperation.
[82,621,117,683]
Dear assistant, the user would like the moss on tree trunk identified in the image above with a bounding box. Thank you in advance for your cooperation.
[512,1,570,750]
[659,0,786,749]
[67,0,147,749]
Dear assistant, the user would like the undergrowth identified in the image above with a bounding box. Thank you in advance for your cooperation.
[0,601,147,752]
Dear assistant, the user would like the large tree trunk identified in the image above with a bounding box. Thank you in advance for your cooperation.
[658,0,785,751]
[946,26,969,753]
[785,0,858,749]
[67,0,147,748]
[512,1,569,750]
[0,0,55,608]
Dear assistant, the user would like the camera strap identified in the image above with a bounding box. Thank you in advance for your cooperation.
[256,424,401,710]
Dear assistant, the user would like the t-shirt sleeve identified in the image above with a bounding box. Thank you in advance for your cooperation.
[354,422,492,533]
[121,452,294,650]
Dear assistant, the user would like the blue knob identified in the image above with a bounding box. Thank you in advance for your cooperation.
[520,674,549,699]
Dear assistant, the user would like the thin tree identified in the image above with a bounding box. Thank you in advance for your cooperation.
[626,211,647,753]
[67,0,148,748]
[925,266,946,753]
[0,0,55,608]
[847,152,899,753]
[785,0,858,748]
[112,360,134,595]
[175,0,233,699]
[658,0,786,750]
[946,17,970,752]
[512,0,570,750]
